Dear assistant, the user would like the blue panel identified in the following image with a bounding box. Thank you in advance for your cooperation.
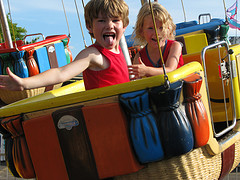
[176,18,224,36]
[120,90,164,163]
[150,81,194,158]
[54,42,68,67]
[176,20,198,30]
[11,51,29,78]
[34,47,50,73]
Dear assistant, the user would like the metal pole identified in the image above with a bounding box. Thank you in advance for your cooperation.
[120,35,135,80]
[120,36,132,66]
[0,0,13,48]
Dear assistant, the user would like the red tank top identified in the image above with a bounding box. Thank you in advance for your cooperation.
[83,44,130,90]
[139,40,184,68]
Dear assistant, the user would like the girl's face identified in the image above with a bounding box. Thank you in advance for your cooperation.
[141,15,166,49]
[88,12,126,53]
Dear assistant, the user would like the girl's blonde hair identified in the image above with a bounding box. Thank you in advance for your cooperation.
[133,2,176,45]
[84,0,129,38]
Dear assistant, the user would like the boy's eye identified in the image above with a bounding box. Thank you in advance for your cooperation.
[112,18,121,23]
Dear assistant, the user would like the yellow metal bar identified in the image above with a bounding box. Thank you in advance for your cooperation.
[0,62,202,117]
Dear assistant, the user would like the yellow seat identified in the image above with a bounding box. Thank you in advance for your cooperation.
[183,33,208,54]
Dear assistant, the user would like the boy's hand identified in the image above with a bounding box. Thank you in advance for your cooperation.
[0,67,24,91]
[128,57,148,80]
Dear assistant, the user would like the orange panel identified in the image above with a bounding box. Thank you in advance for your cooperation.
[183,74,210,147]
[22,115,69,180]
[82,103,143,179]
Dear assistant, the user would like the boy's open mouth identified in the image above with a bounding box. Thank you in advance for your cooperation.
[103,33,116,45]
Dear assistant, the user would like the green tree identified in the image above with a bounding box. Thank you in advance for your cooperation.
[0,13,27,43]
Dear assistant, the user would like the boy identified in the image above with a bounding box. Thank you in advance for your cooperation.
[0,0,130,91]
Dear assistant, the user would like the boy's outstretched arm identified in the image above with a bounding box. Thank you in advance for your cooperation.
[0,66,72,91]
[0,47,93,91]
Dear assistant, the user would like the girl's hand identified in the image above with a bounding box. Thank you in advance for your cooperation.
[128,57,148,80]
[0,67,24,91]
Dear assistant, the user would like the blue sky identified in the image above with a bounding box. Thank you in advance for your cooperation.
[1,0,238,59]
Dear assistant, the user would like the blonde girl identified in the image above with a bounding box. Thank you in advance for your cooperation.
[128,2,184,79]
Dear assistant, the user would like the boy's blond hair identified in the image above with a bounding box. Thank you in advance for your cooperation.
[134,2,176,45]
[84,0,129,38]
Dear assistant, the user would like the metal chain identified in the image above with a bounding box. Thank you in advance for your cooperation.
[148,0,170,89]
[61,0,71,38]
[80,0,94,44]
[180,0,187,22]
[74,0,87,47]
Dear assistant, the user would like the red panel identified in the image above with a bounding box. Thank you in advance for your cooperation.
[82,103,143,179]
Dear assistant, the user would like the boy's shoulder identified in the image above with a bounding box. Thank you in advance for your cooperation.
[75,45,102,62]
[80,45,102,56]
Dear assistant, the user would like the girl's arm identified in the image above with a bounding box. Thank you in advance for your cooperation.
[129,41,182,79]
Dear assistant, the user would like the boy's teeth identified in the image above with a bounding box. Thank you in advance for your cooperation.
[104,34,115,38]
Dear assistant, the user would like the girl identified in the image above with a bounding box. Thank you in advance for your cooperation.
[128,2,184,80]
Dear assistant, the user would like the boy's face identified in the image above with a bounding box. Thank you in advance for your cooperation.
[141,15,166,49]
[88,12,127,51]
